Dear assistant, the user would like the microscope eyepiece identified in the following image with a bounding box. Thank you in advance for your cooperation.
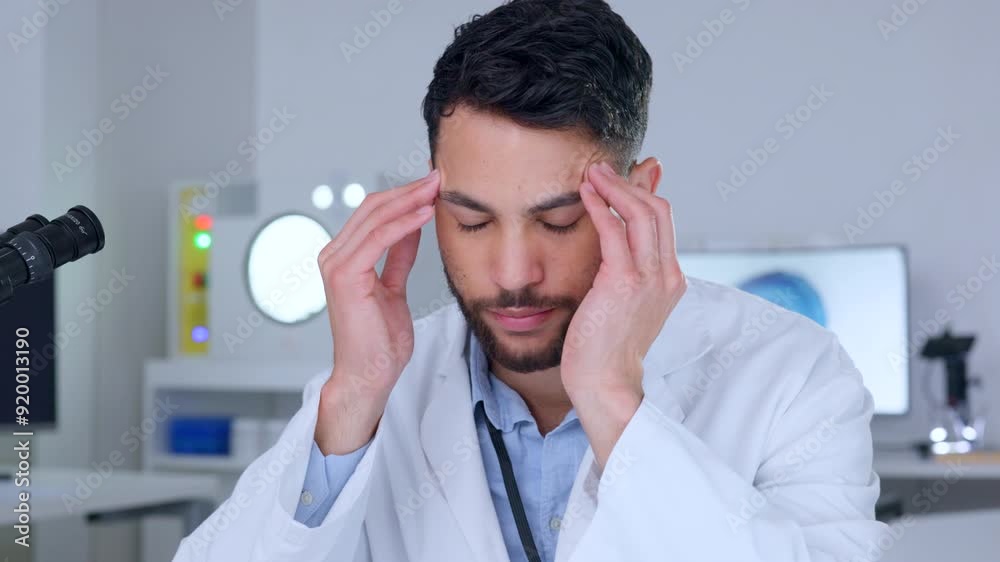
[0,205,105,305]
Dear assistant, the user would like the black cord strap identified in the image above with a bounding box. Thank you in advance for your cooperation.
[477,401,542,562]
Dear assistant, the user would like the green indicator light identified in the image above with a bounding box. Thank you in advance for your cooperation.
[194,232,212,249]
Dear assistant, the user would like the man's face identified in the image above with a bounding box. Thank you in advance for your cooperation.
[433,105,604,374]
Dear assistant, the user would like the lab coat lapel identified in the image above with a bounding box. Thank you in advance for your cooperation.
[636,275,714,425]
[418,307,510,562]
[555,276,714,562]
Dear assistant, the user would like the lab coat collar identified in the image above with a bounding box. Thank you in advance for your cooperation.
[637,275,715,425]
[417,275,714,562]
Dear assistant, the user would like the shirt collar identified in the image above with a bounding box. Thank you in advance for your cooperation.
[468,329,578,433]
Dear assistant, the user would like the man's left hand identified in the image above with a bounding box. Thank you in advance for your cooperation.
[561,160,687,469]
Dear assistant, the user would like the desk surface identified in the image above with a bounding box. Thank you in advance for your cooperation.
[875,450,1000,479]
[0,467,220,525]
[879,509,1000,562]
[5,455,993,525]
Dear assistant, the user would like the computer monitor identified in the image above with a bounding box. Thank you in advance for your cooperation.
[0,274,57,428]
[677,245,909,416]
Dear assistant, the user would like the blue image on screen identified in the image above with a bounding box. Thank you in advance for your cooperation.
[738,271,828,327]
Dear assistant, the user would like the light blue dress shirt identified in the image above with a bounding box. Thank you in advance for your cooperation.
[295,330,589,562]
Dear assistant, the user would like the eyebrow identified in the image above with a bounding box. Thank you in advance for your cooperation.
[438,190,582,215]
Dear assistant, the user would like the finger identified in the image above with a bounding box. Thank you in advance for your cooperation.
[619,181,680,271]
[331,179,438,265]
[579,181,632,271]
[648,193,678,262]
[322,172,440,265]
[341,204,435,275]
[321,170,437,261]
[587,162,659,273]
[381,224,422,295]
[319,170,439,262]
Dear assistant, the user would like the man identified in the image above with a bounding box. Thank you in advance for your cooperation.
[173,1,887,561]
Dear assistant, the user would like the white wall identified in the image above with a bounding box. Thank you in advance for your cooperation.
[0,2,43,225]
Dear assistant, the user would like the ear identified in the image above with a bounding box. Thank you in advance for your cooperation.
[626,157,662,196]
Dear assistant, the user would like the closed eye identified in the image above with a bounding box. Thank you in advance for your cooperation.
[457,222,489,233]
[540,221,579,234]
[456,220,579,234]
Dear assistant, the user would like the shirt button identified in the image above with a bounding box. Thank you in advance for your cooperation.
[549,516,562,531]
[301,491,314,506]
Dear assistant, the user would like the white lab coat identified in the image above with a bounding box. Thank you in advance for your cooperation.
[172,276,887,562]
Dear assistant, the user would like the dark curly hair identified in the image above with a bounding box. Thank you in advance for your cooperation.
[422,0,653,175]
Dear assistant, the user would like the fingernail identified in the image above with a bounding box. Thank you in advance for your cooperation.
[599,162,615,175]
[427,168,440,181]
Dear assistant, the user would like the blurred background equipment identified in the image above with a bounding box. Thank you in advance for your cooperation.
[145,173,389,559]
[0,275,56,428]
[677,244,910,417]
[920,329,991,457]
[166,172,386,361]
[0,206,105,305]
[0,206,106,429]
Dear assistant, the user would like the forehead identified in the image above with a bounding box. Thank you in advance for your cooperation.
[435,105,601,207]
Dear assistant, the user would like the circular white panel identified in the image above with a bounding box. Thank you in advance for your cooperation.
[312,184,334,210]
[246,214,331,324]
[342,183,366,208]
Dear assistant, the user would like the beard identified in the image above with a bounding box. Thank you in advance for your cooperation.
[442,265,581,374]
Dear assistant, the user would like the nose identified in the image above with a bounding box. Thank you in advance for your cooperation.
[490,228,543,293]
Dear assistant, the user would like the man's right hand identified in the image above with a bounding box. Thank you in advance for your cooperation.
[314,168,441,455]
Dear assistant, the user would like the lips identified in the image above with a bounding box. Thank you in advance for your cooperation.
[491,307,551,318]
[489,307,555,332]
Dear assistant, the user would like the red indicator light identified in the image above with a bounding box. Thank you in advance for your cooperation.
[194,214,213,230]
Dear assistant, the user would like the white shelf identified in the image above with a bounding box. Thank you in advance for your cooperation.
[142,358,317,485]
[149,453,251,473]
[0,467,221,525]
[145,357,329,392]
